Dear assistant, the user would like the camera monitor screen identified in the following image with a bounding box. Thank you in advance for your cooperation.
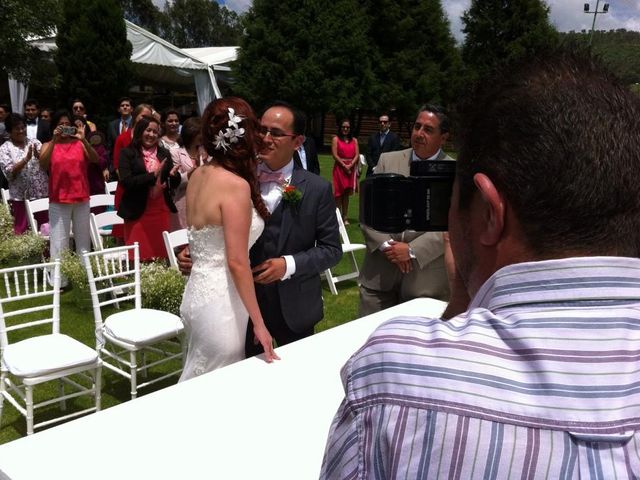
[359,160,455,233]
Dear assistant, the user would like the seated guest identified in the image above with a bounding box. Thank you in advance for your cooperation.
[117,115,180,260]
[0,113,49,234]
[169,116,205,230]
[39,110,99,271]
[321,47,640,479]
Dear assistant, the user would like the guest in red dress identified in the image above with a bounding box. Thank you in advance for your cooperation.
[331,119,359,225]
[111,104,153,240]
[117,115,180,260]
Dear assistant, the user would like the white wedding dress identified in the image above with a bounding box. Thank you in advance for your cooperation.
[179,208,265,381]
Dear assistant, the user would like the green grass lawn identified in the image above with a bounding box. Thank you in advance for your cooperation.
[0,153,363,444]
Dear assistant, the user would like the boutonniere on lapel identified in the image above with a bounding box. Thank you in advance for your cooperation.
[280,181,302,208]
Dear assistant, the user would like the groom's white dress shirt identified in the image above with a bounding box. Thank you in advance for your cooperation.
[257,159,296,280]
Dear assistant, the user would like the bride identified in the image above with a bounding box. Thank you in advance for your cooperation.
[179,97,279,381]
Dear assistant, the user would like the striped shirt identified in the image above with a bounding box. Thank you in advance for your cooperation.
[320,257,640,479]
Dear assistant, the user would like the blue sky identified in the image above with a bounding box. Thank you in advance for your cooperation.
[443,0,640,42]
[156,1,640,43]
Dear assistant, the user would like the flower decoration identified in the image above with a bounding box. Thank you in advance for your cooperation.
[281,183,302,206]
[213,107,246,151]
[214,130,230,151]
[228,108,243,129]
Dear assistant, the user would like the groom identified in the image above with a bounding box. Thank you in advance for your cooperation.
[245,101,342,356]
[178,101,342,356]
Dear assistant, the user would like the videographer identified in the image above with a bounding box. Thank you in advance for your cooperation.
[322,46,640,479]
[358,104,453,316]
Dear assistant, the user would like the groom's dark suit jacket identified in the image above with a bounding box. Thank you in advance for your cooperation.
[250,166,342,334]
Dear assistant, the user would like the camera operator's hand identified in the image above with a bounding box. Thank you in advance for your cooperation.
[73,120,86,141]
[383,240,412,264]
[52,125,64,141]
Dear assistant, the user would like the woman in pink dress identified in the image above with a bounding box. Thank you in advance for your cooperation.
[331,118,359,224]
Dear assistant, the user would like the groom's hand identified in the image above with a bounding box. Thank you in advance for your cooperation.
[176,246,193,274]
[252,258,286,284]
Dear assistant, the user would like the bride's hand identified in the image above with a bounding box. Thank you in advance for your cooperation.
[253,325,280,363]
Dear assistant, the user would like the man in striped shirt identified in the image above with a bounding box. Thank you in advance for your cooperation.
[320,47,640,479]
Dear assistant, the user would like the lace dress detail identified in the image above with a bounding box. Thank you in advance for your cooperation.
[179,208,264,380]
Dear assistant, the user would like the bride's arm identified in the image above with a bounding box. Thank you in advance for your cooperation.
[222,178,280,363]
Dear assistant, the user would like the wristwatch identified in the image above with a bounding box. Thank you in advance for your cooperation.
[408,247,416,259]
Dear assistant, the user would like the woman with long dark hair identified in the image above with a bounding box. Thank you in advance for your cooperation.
[179,97,278,381]
[117,115,180,260]
[331,118,359,224]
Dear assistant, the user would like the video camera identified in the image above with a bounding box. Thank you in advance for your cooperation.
[359,160,456,233]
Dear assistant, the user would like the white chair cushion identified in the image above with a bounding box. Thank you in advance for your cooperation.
[104,308,184,348]
[3,334,98,378]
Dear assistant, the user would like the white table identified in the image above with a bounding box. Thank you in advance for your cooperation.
[0,298,445,480]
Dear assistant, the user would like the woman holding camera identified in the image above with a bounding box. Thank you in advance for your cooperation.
[39,110,98,272]
[0,113,49,234]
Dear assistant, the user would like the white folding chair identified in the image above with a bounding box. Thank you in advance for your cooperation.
[105,181,117,195]
[24,197,49,238]
[89,194,115,210]
[83,244,184,399]
[1,188,11,207]
[323,208,366,295]
[89,211,124,251]
[162,229,189,270]
[0,260,102,435]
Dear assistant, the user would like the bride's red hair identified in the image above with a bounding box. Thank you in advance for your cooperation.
[202,97,269,220]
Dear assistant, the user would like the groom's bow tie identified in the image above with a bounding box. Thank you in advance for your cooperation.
[258,170,284,184]
[26,119,37,126]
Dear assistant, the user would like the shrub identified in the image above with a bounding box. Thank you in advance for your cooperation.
[60,250,89,292]
[0,204,47,266]
[140,262,186,316]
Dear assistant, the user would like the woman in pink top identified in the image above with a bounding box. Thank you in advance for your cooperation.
[169,116,206,230]
[39,110,98,279]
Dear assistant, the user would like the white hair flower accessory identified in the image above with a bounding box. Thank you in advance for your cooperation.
[213,107,246,151]
[214,130,230,151]
[228,108,244,129]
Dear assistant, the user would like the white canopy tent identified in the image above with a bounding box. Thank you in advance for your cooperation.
[10,20,238,115]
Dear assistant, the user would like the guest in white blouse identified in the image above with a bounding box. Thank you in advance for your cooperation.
[0,113,49,234]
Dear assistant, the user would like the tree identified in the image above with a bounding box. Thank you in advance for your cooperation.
[233,0,376,120]
[55,0,133,117]
[162,0,243,48]
[364,0,462,119]
[0,0,61,83]
[119,0,165,35]
[561,29,640,86]
[461,0,559,83]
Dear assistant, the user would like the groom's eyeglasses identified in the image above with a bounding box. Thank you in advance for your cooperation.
[259,126,298,140]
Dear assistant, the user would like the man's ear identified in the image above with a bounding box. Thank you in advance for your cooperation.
[473,173,505,246]
[293,134,304,150]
